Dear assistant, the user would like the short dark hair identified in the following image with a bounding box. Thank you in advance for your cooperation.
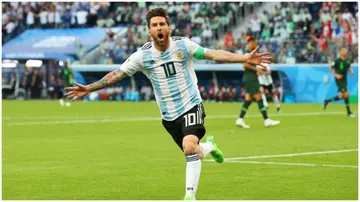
[246,36,257,43]
[146,8,170,28]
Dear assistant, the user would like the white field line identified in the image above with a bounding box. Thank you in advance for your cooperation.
[224,160,358,169]
[204,148,358,162]
[5,111,349,126]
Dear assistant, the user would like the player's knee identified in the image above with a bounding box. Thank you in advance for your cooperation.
[245,94,252,101]
[254,93,262,101]
[182,135,199,154]
[183,142,197,154]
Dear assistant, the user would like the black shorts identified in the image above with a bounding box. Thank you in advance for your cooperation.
[162,103,206,151]
[336,79,347,92]
[260,84,274,94]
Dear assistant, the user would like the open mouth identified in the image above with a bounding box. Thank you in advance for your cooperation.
[157,33,164,39]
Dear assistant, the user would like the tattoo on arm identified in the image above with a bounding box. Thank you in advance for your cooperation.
[88,69,125,92]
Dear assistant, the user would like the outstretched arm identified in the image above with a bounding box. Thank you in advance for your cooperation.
[204,46,272,68]
[65,69,128,101]
[88,69,127,92]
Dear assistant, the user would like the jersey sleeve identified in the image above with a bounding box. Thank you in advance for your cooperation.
[120,51,143,76]
[331,60,336,69]
[184,38,208,60]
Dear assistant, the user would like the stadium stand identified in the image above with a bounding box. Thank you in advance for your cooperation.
[2,2,358,102]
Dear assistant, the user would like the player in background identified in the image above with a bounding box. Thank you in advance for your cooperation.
[64,8,273,200]
[323,48,355,117]
[59,61,74,107]
[236,36,280,128]
[257,63,281,113]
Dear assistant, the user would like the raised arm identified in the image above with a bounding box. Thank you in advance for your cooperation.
[65,69,128,102]
[204,46,272,68]
[88,69,127,92]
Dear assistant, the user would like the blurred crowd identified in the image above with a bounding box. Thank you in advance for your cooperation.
[223,2,358,63]
[2,2,358,64]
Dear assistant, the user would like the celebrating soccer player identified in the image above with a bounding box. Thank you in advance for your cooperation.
[65,8,272,200]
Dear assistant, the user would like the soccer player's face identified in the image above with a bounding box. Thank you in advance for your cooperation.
[247,40,257,51]
[340,48,347,60]
[148,16,171,46]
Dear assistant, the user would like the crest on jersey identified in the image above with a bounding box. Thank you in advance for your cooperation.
[177,51,183,60]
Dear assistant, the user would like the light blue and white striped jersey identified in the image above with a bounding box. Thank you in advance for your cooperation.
[120,37,205,121]
[257,63,273,86]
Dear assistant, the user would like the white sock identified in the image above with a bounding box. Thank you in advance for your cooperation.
[262,94,268,107]
[59,99,65,106]
[185,154,202,197]
[273,95,280,108]
[200,142,214,158]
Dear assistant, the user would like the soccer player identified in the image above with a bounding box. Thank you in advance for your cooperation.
[235,36,280,128]
[65,8,272,200]
[323,48,355,117]
[258,63,281,113]
[59,61,74,107]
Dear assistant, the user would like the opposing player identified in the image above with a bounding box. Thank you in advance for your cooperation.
[258,63,281,113]
[323,48,355,117]
[65,8,273,200]
[235,37,280,128]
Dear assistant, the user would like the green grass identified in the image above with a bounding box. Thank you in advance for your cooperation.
[2,101,358,199]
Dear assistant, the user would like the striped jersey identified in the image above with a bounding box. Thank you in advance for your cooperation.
[257,63,273,86]
[120,37,205,121]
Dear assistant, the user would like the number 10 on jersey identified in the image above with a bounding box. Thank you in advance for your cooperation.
[161,62,176,78]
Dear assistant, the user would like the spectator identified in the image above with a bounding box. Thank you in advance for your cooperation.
[105,15,115,27]
[224,31,235,50]
[261,25,271,39]
[48,6,55,28]
[227,84,236,101]
[75,38,86,60]
[114,83,124,99]
[30,69,42,99]
[76,8,88,27]
[97,16,106,27]
[39,8,48,28]
[184,25,192,38]
[47,75,57,99]
[250,14,261,39]
[54,6,62,28]
[202,26,213,47]
[25,5,35,28]
[140,82,152,101]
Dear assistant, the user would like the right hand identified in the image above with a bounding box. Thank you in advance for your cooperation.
[335,74,343,80]
[65,82,90,102]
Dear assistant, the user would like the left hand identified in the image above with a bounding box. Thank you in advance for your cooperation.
[245,46,273,68]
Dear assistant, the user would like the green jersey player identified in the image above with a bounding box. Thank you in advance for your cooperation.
[324,48,355,117]
[235,36,280,128]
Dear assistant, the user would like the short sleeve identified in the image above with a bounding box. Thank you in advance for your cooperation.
[256,63,270,69]
[331,61,335,68]
[184,38,207,60]
[120,51,143,76]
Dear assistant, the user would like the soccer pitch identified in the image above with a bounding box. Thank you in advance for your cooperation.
[2,101,358,200]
